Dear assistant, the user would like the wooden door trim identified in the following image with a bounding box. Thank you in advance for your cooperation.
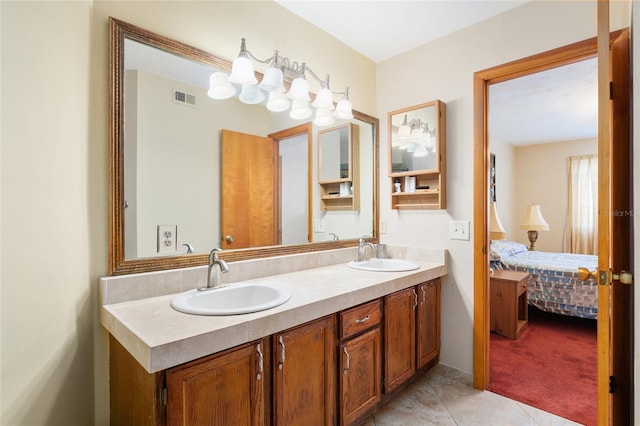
[472,30,625,390]
[269,123,313,244]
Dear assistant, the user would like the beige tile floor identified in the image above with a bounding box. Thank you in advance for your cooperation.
[363,363,582,425]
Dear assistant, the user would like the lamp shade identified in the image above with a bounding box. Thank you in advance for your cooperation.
[289,99,312,119]
[313,107,335,126]
[238,84,265,105]
[229,55,258,85]
[311,87,334,109]
[207,72,236,100]
[333,98,353,119]
[266,91,290,112]
[520,204,550,231]
[490,201,507,240]
[286,77,310,101]
[258,66,285,92]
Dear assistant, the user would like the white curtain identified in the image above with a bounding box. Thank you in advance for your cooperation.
[565,154,598,254]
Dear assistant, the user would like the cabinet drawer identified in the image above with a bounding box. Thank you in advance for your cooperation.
[340,299,381,339]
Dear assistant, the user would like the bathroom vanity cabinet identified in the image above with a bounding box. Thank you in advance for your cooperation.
[338,300,382,425]
[166,339,267,425]
[108,278,441,426]
[384,279,441,394]
[273,316,336,425]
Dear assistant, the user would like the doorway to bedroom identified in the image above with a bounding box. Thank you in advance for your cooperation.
[485,56,599,425]
[473,28,633,425]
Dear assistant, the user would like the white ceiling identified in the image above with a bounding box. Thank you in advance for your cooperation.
[275,0,598,146]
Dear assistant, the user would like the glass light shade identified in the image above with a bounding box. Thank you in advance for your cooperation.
[287,77,310,101]
[413,145,428,157]
[333,98,353,119]
[207,72,236,100]
[289,99,312,119]
[490,201,507,240]
[410,128,423,142]
[258,66,285,92]
[238,84,265,105]
[520,204,550,230]
[311,88,334,109]
[313,107,335,126]
[229,55,258,85]
[397,125,411,139]
[266,91,290,112]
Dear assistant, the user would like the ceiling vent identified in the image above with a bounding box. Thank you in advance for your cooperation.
[173,89,196,107]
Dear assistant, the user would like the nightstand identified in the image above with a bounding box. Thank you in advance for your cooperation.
[490,269,530,339]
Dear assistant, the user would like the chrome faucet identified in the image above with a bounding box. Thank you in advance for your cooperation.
[199,248,230,291]
[357,238,376,262]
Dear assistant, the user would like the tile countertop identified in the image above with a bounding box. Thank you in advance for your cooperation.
[100,246,448,373]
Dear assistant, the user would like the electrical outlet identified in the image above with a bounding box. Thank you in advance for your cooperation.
[379,220,387,234]
[449,220,470,241]
[157,225,177,253]
[314,218,325,232]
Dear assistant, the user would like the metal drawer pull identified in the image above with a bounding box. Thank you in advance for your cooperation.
[413,289,418,309]
[421,286,426,303]
[256,343,263,380]
[278,336,285,370]
[343,347,350,374]
[354,314,371,324]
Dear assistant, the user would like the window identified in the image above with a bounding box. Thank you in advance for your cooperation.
[565,154,597,254]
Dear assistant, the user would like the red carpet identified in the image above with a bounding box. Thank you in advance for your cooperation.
[488,307,597,425]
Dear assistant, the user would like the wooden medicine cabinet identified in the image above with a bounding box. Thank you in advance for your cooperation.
[318,123,360,211]
[388,100,446,210]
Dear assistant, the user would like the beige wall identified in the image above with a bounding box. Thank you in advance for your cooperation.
[376,0,629,372]
[512,138,597,252]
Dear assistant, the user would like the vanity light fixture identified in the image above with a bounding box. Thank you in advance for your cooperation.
[207,38,353,126]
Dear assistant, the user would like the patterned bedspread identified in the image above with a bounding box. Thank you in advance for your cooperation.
[491,240,598,319]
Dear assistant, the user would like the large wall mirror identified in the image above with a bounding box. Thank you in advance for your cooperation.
[109,18,379,274]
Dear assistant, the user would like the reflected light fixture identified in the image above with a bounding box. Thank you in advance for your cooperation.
[520,203,549,250]
[490,201,507,240]
[391,117,435,157]
[207,38,353,126]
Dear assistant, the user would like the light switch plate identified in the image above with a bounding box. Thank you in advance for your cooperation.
[449,220,470,240]
[314,218,325,233]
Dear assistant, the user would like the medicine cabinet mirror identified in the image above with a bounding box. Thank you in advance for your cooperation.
[388,100,446,210]
[318,123,359,211]
[319,124,352,182]
[109,18,379,274]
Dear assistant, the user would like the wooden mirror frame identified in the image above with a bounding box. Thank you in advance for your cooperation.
[108,18,379,275]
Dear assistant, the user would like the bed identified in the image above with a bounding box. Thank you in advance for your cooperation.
[490,240,598,320]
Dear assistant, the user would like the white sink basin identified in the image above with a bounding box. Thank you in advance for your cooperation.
[171,281,291,316]
[348,258,420,272]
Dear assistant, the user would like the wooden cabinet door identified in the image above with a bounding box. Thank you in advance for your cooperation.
[273,316,336,426]
[384,287,416,393]
[339,327,381,425]
[417,279,441,369]
[166,340,265,426]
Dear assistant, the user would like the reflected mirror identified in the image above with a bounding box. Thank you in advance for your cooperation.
[319,124,351,182]
[109,18,379,274]
[389,100,444,174]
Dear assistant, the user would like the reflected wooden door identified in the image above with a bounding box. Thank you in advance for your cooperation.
[221,130,278,249]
